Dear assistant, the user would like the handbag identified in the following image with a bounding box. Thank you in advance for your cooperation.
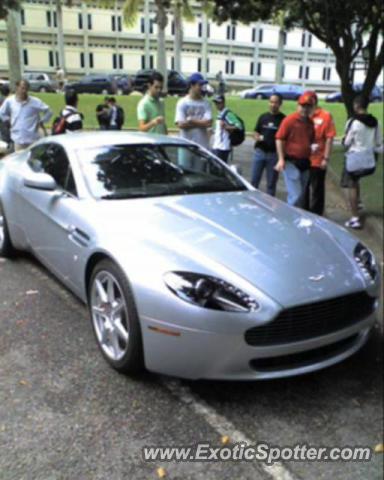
[345,150,376,177]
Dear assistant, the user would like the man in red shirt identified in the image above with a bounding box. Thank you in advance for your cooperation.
[303,91,336,215]
[275,93,315,208]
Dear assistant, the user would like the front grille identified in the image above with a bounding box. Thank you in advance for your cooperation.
[249,334,360,372]
[245,292,376,346]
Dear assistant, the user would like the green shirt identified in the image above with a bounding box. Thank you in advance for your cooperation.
[137,94,167,134]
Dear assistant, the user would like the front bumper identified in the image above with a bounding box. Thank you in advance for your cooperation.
[141,311,376,380]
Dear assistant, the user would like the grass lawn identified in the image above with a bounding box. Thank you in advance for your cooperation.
[36,92,383,137]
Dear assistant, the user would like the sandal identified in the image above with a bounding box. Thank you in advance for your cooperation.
[345,217,362,229]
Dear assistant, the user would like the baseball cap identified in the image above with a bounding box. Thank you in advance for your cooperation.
[303,90,318,103]
[188,72,208,85]
[212,94,225,103]
[298,93,315,106]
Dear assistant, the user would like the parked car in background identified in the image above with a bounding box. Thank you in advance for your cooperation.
[326,84,383,103]
[240,84,304,100]
[133,70,188,95]
[65,75,117,95]
[114,74,133,95]
[23,73,58,93]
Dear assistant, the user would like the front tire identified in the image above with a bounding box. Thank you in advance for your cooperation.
[88,259,143,374]
[255,93,264,100]
[0,207,16,258]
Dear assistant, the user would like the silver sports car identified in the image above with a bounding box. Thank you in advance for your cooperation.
[0,132,380,380]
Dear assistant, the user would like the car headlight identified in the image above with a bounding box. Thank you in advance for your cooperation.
[164,272,259,313]
[354,243,378,282]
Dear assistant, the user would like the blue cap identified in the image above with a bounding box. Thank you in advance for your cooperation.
[188,72,208,85]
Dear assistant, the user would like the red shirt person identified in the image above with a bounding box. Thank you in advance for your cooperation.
[304,91,336,215]
[275,93,315,208]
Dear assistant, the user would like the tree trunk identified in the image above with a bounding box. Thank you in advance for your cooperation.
[174,1,183,72]
[275,27,284,83]
[6,10,23,90]
[335,56,355,117]
[154,0,168,92]
[55,0,66,72]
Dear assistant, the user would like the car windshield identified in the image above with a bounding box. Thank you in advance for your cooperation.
[77,143,247,200]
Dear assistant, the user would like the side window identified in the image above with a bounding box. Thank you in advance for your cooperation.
[28,144,77,196]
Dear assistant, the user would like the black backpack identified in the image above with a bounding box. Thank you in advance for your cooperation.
[51,111,71,135]
[223,110,246,147]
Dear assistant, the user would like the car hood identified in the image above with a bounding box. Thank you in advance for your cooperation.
[93,191,364,307]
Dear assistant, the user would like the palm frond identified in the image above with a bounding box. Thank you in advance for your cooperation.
[181,0,194,22]
[122,0,143,27]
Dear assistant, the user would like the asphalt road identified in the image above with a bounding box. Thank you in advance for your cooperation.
[0,140,383,480]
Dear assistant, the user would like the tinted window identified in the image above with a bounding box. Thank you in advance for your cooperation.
[29,143,77,196]
[77,144,246,200]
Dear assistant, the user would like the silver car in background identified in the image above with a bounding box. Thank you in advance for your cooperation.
[0,132,380,380]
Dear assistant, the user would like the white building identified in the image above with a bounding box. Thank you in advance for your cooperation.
[0,0,370,90]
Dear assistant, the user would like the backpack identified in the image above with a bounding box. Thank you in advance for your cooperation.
[51,111,72,135]
[223,109,245,146]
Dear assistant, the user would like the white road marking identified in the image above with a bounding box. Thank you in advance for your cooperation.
[163,379,298,480]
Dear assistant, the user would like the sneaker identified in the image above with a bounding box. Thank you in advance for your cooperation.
[345,217,362,229]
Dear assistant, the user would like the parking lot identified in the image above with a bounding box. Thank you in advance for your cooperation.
[0,140,383,480]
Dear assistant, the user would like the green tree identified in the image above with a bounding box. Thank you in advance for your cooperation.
[202,0,384,115]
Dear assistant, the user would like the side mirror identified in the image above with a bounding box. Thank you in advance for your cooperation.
[24,172,57,191]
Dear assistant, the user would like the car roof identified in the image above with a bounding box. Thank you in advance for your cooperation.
[36,131,192,150]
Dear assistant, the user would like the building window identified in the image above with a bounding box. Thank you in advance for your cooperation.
[112,16,115,31]
[257,62,261,76]
[56,51,59,67]
[49,51,54,67]
[78,13,83,30]
[112,16,122,32]
[226,25,231,40]
[207,23,210,38]
[299,65,303,79]
[198,22,202,37]
[250,62,254,76]
[23,49,28,66]
[113,53,124,69]
[87,14,92,30]
[283,31,287,46]
[21,9,25,25]
[149,19,154,34]
[258,29,263,43]
[305,66,310,79]
[252,28,256,43]
[171,20,175,35]
[80,52,85,68]
[308,34,312,48]
[140,18,145,33]
[225,60,235,74]
[89,52,94,68]
[301,33,306,47]
[198,58,202,71]
[118,17,122,32]
[171,56,175,69]
[282,64,285,78]
[232,25,236,40]
[46,11,57,27]
[206,59,210,73]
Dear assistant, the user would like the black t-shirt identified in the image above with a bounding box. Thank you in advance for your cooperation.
[96,104,110,127]
[254,112,286,152]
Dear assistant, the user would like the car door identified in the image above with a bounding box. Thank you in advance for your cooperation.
[20,143,84,287]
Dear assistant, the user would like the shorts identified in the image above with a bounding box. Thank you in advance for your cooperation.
[340,165,360,188]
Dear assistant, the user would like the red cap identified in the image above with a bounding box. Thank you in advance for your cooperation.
[298,93,315,106]
[303,90,318,103]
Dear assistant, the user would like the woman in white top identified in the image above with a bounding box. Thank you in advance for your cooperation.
[341,94,382,229]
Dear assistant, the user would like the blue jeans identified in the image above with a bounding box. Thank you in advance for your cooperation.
[251,149,279,196]
[282,161,310,208]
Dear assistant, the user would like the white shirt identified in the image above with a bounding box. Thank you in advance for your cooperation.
[344,118,382,154]
[212,108,231,151]
[175,96,212,149]
[0,95,52,144]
